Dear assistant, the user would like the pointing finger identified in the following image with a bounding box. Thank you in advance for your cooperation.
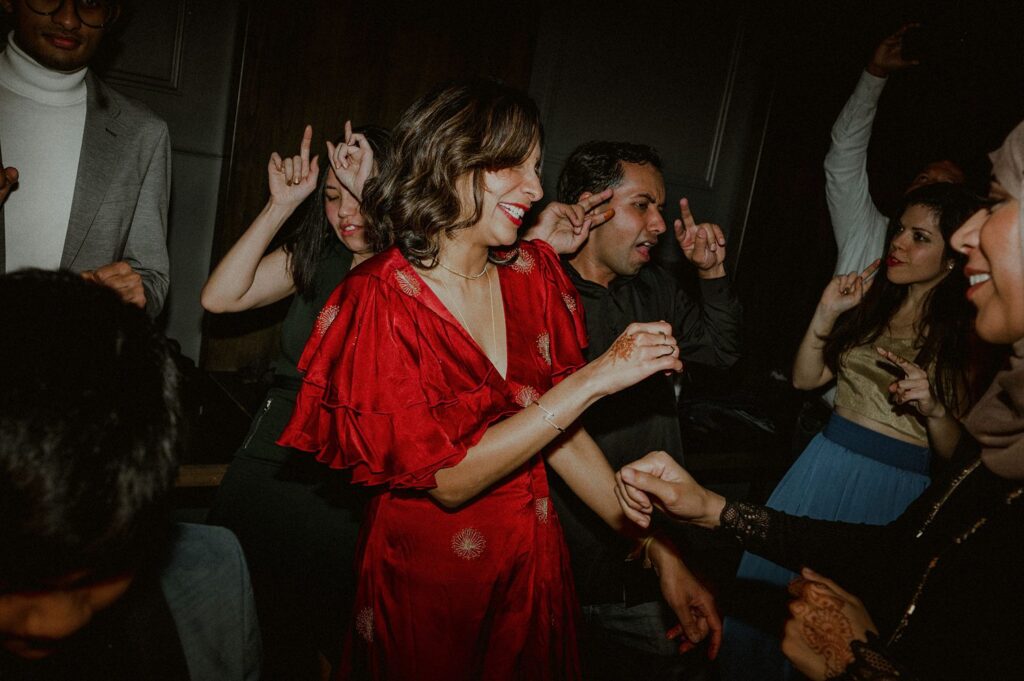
[679,197,697,231]
[299,124,312,165]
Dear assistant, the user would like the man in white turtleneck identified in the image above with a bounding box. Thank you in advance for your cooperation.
[0,0,170,315]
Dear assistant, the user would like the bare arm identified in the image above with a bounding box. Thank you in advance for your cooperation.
[202,126,320,313]
[431,322,681,507]
[792,262,879,390]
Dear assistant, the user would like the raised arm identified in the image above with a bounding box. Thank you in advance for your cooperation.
[671,198,742,367]
[202,125,320,313]
[825,25,918,275]
[792,261,879,389]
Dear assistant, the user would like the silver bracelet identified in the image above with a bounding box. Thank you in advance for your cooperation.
[534,400,565,433]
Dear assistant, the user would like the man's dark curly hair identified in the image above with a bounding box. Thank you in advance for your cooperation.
[557,140,662,204]
[0,269,180,588]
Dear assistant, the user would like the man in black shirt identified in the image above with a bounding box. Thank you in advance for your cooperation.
[548,141,742,679]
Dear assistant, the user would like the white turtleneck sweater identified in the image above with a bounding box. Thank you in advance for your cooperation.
[0,33,88,271]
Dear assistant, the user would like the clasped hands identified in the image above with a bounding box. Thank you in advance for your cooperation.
[614,452,875,679]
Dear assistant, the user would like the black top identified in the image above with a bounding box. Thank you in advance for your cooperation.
[271,239,353,385]
[721,435,1024,680]
[551,262,742,605]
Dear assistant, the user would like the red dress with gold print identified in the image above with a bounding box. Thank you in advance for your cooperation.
[278,240,587,680]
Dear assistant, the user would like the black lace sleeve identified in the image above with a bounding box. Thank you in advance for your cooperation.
[717,500,901,602]
[828,633,916,680]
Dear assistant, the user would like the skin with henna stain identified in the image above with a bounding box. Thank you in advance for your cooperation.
[608,334,637,362]
[790,581,856,677]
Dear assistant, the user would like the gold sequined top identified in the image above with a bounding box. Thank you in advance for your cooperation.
[834,336,932,444]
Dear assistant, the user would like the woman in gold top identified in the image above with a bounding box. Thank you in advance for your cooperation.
[723,181,980,679]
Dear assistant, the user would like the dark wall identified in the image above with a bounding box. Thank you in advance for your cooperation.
[736,0,1024,378]
[202,0,541,371]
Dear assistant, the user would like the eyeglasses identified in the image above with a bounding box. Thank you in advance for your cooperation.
[23,0,120,30]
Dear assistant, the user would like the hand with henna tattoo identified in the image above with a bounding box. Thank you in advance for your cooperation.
[584,321,682,397]
[782,568,878,680]
[608,333,638,362]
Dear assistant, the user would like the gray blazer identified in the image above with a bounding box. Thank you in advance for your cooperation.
[0,70,171,316]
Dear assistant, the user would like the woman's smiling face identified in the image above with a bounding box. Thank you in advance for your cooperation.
[952,182,1024,344]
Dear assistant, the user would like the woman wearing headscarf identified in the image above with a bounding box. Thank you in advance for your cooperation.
[614,119,1024,680]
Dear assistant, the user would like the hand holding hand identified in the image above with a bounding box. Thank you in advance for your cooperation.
[782,568,878,681]
[268,124,320,207]
[0,165,18,206]
[876,347,944,418]
[819,259,880,317]
[326,120,375,201]
[647,536,723,659]
[867,23,921,77]
[615,450,721,528]
[522,188,615,255]
[674,198,726,278]
[81,261,146,309]
[588,322,682,397]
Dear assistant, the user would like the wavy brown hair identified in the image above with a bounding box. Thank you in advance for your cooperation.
[361,78,543,266]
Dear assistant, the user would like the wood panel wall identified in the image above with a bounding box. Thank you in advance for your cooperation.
[202,0,540,371]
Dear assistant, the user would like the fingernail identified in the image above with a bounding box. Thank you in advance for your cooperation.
[603,209,615,219]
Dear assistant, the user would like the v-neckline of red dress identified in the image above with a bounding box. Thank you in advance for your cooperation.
[399,252,512,383]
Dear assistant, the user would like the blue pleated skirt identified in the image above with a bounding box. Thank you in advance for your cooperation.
[720,413,930,681]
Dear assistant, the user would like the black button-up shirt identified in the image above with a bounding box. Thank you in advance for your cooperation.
[550,261,742,605]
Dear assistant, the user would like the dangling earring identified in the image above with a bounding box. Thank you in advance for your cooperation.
[947,260,956,271]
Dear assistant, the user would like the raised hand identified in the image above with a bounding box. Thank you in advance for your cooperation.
[522,188,615,255]
[674,198,726,277]
[0,165,18,206]
[326,120,375,201]
[782,568,878,681]
[867,23,921,77]
[876,347,944,418]
[268,124,320,208]
[615,450,719,528]
[586,321,682,398]
[81,261,146,309]
[819,259,880,317]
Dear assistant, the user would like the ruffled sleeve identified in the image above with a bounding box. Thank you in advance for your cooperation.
[521,239,588,383]
[277,256,517,490]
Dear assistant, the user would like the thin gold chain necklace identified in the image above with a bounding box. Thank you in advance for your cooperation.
[437,259,490,280]
[439,267,497,355]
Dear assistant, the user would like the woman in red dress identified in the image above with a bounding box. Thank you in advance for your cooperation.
[279,79,705,680]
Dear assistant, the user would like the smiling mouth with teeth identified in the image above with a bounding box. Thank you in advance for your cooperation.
[969,273,991,286]
[498,203,526,226]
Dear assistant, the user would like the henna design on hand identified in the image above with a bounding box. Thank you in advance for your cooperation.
[609,334,637,362]
[800,586,856,678]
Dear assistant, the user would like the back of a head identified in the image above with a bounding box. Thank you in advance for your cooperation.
[362,78,543,261]
[0,270,179,587]
[557,140,662,204]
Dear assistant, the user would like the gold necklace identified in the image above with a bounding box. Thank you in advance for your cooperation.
[888,461,1023,646]
[439,268,497,356]
[437,259,490,280]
